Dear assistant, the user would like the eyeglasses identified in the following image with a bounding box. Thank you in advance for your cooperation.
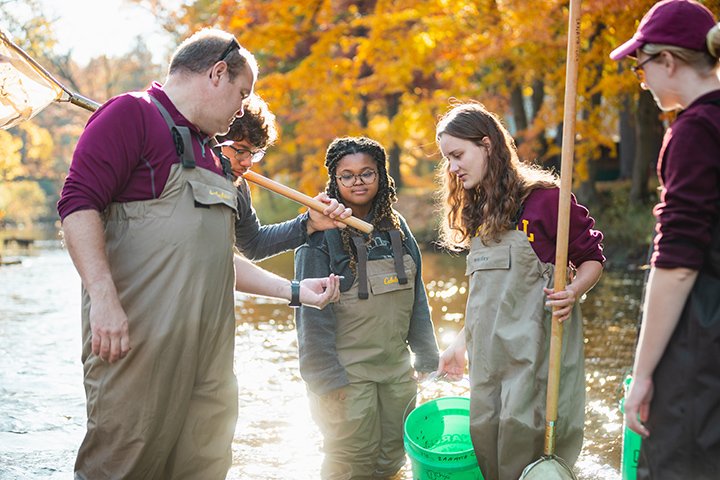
[217,38,240,64]
[227,144,265,163]
[630,53,661,82]
[336,170,377,188]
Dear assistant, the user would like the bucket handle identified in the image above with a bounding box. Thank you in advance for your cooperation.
[403,372,471,420]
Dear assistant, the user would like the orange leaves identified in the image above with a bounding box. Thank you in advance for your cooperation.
[167,0,720,197]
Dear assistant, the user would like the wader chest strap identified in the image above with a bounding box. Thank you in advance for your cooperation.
[352,235,369,300]
[149,96,196,169]
[389,229,408,285]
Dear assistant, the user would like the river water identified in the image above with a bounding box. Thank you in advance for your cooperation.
[0,241,643,479]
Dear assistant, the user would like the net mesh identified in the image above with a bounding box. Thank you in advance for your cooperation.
[520,455,578,480]
[0,31,63,130]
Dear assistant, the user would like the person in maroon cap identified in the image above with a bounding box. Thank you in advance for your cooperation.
[611,1,720,478]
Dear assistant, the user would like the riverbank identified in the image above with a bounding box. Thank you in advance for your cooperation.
[0,224,60,267]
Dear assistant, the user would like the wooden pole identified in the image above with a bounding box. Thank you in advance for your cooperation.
[544,0,581,457]
[243,170,374,234]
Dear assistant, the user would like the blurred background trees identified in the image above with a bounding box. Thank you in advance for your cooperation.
[3,0,717,261]
[0,0,161,227]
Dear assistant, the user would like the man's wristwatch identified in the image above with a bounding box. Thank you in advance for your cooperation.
[289,280,301,308]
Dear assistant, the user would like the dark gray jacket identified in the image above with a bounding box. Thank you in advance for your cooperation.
[294,211,439,395]
[234,180,308,260]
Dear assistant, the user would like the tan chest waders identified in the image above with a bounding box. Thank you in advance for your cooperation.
[75,97,239,480]
[464,230,584,480]
[308,231,420,479]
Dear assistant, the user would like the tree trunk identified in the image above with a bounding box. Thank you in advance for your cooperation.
[388,143,401,190]
[510,85,528,139]
[576,91,603,205]
[385,93,402,189]
[619,94,636,180]
[530,79,544,121]
[631,90,664,203]
[359,94,369,129]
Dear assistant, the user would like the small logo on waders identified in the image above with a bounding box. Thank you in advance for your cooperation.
[209,189,232,201]
[383,275,399,285]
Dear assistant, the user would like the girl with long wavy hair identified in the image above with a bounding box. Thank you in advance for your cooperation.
[435,102,605,480]
[294,136,439,479]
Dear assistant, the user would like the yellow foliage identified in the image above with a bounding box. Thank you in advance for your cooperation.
[20,123,53,160]
[0,180,48,225]
[171,0,720,197]
[0,131,24,181]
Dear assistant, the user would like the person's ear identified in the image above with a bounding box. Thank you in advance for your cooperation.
[209,61,228,84]
[481,136,492,150]
[661,51,677,75]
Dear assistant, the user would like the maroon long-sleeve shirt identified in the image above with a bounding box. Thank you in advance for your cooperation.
[58,82,224,221]
[652,89,720,270]
[516,187,605,266]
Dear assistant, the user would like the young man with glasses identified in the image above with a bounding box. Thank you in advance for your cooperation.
[58,28,343,479]
[218,94,351,261]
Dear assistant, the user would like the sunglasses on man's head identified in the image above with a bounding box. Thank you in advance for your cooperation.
[217,38,240,64]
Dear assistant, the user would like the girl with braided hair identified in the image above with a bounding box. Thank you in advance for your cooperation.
[294,136,439,479]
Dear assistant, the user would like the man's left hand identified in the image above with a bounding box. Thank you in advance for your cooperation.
[299,274,341,309]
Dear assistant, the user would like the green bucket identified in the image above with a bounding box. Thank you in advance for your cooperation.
[620,376,642,480]
[404,396,484,480]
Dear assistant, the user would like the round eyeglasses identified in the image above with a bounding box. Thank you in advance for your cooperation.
[227,144,265,163]
[336,170,377,188]
[630,53,660,83]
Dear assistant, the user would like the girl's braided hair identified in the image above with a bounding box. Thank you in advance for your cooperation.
[324,136,403,274]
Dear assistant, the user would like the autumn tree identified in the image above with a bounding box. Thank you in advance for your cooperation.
[0,1,164,226]
[125,0,720,208]
[0,0,57,225]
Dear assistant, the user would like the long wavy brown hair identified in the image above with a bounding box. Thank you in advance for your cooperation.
[325,136,403,274]
[436,102,558,251]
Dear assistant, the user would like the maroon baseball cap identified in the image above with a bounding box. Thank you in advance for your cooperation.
[610,0,717,60]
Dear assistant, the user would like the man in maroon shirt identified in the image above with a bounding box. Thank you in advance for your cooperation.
[59,28,341,479]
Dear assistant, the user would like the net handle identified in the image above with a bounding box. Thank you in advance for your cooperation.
[1,30,101,113]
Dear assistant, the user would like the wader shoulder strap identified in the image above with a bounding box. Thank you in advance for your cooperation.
[705,201,720,278]
[389,229,408,285]
[149,96,196,169]
[352,235,369,300]
[208,137,233,178]
[699,97,720,106]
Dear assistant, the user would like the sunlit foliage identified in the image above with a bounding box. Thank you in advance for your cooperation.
[153,0,720,198]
